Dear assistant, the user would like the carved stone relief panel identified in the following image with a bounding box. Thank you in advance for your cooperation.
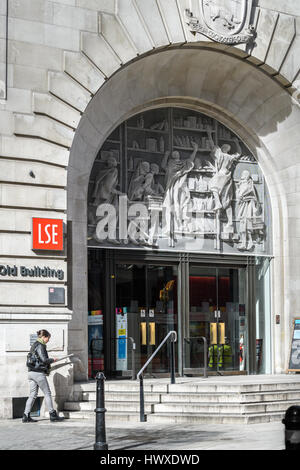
[87,107,271,255]
[185,0,255,45]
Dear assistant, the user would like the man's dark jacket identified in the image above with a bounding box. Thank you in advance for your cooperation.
[27,340,54,374]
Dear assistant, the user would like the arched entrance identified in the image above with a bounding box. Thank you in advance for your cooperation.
[86,105,272,378]
[67,46,295,379]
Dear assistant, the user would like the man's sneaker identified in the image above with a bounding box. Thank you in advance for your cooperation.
[22,413,37,423]
[49,410,64,422]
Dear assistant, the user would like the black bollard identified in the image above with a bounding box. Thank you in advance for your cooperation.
[282,405,300,450]
[94,372,108,450]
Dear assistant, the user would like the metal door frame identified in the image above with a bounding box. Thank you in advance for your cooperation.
[104,249,180,377]
[185,255,259,376]
[95,248,265,377]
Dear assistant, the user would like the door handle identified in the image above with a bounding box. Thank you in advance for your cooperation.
[141,322,147,345]
[210,322,217,344]
[140,322,156,345]
[218,322,225,345]
[149,322,156,346]
[210,322,225,344]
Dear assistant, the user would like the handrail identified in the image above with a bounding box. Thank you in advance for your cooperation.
[137,330,177,379]
[137,330,177,422]
[184,336,208,378]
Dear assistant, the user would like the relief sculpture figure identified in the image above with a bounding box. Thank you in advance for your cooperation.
[207,130,241,232]
[128,161,155,201]
[89,154,121,226]
[127,161,162,247]
[144,163,165,247]
[149,163,164,196]
[236,170,261,250]
[161,142,198,244]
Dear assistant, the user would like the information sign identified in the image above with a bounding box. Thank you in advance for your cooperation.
[32,218,63,251]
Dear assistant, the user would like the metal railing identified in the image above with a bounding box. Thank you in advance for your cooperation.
[137,330,177,422]
[184,336,208,378]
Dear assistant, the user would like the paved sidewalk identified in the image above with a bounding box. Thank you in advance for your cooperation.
[0,417,285,451]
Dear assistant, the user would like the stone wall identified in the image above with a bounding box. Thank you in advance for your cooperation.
[0,0,299,417]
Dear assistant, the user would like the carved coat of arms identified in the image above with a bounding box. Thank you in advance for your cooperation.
[186,0,254,45]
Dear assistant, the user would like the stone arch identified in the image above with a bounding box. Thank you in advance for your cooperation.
[27,1,300,160]
[67,46,299,376]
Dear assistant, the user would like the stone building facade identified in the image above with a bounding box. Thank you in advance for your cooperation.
[0,0,300,417]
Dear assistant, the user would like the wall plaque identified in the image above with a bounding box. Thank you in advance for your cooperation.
[49,287,65,305]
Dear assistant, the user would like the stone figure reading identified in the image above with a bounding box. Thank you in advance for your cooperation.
[127,161,166,247]
[207,130,241,232]
[161,142,199,244]
[128,161,155,201]
[149,163,164,196]
[236,170,261,250]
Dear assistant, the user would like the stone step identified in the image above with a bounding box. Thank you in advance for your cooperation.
[73,390,300,405]
[62,410,142,422]
[160,390,300,404]
[168,382,300,394]
[146,411,285,425]
[73,381,169,393]
[64,397,299,416]
[73,380,300,394]
[64,400,152,413]
[153,399,300,415]
[62,408,286,425]
[81,391,161,402]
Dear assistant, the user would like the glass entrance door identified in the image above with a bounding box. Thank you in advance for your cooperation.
[114,263,178,376]
[186,266,247,374]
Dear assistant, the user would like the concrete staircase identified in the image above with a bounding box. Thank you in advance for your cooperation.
[62,375,300,424]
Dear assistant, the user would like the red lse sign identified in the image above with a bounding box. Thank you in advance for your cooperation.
[32,218,63,251]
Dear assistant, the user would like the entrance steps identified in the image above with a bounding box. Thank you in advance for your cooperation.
[62,375,300,424]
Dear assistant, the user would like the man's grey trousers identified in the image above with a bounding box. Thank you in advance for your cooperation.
[24,371,55,415]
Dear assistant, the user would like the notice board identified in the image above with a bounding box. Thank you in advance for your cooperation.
[287,319,300,372]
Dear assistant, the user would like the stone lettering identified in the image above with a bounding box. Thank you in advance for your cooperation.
[0,264,64,280]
